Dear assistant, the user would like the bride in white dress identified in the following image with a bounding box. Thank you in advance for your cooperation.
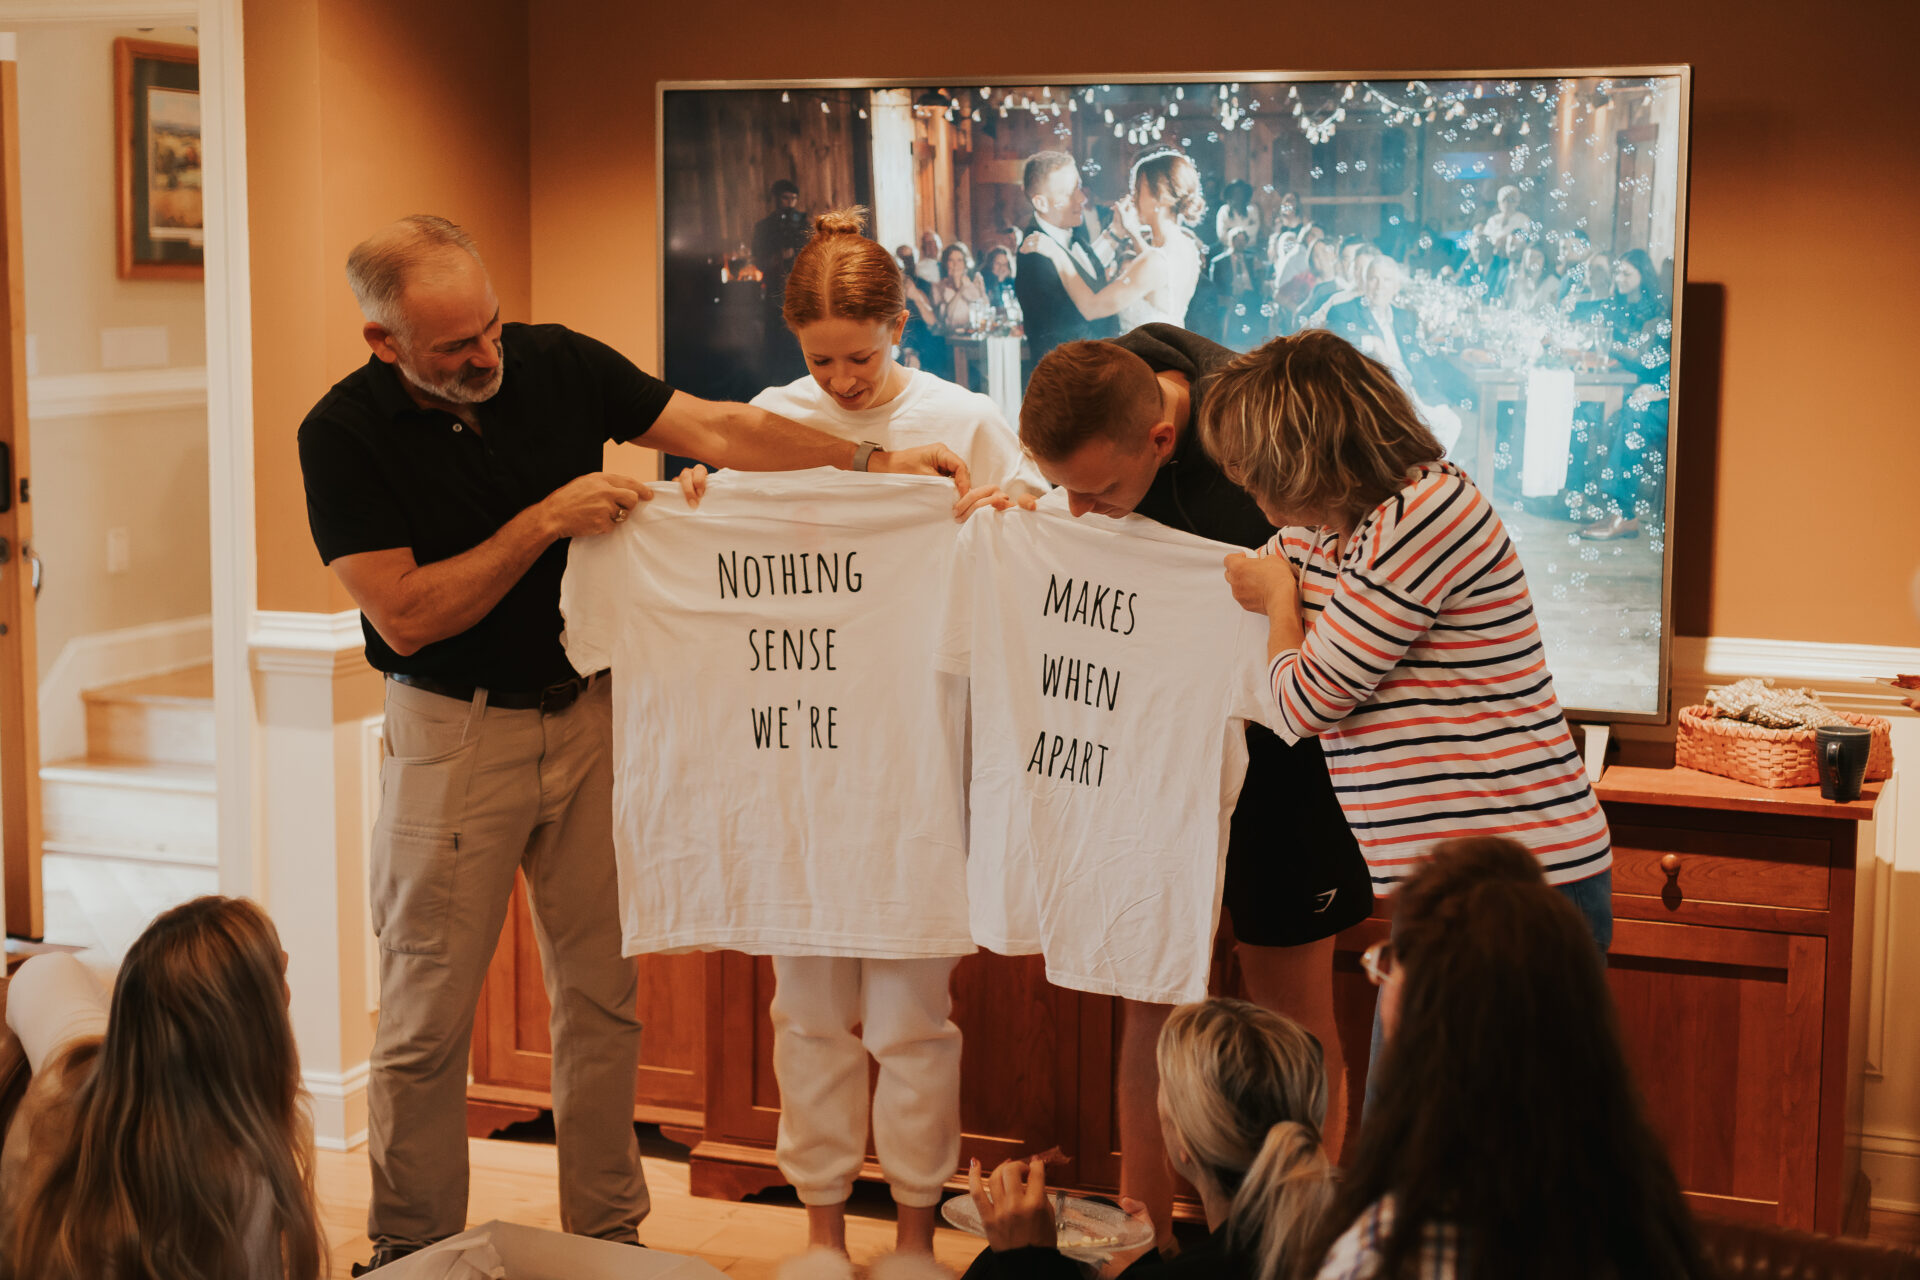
[1021,148,1207,332]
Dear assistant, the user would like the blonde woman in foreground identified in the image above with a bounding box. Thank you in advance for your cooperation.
[964,998,1335,1279]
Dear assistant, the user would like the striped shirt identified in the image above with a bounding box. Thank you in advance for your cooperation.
[1264,462,1611,889]
[1315,1197,1459,1280]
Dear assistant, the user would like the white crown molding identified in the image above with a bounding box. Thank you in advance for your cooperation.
[249,609,368,677]
[28,366,208,419]
[0,2,196,23]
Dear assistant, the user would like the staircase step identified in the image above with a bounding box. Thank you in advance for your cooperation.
[82,664,214,766]
[39,758,216,867]
[41,853,218,953]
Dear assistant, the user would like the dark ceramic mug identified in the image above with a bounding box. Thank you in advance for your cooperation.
[1815,724,1871,803]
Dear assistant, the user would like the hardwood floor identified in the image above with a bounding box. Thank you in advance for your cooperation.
[315,1128,1920,1276]
[315,1135,987,1278]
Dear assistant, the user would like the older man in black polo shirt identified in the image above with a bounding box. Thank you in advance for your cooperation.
[299,215,970,1271]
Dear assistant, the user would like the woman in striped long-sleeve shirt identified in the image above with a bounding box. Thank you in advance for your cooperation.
[1201,329,1612,946]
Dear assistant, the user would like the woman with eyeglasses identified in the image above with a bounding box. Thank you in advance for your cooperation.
[1316,837,1710,1280]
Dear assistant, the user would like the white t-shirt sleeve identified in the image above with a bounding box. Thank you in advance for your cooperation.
[1228,607,1294,740]
[560,523,626,675]
[934,513,981,678]
[962,394,1048,497]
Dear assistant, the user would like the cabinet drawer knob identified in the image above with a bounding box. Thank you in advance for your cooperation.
[1660,854,1681,878]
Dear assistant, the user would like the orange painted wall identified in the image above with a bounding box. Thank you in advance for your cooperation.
[246,0,531,613]
[527,0,1920,648]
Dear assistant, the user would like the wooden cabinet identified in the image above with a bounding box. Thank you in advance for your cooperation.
[469,768,1879,1234]
[469,874,709,1142]
[1584,767,1876,1234]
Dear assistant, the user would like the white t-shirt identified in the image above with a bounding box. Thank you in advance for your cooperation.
[937,507,1282,1004]
[561,469,973,959]
[752,368,1047,498]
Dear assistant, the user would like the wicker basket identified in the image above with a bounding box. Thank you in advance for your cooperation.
[1675,705,1894,790]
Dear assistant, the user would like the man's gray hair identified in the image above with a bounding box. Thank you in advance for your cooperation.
[1021,151,1077,200]
[345,214,485,337]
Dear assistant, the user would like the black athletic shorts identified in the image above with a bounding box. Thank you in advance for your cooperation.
[1222,727,1374,947]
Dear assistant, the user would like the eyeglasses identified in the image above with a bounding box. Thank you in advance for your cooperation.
[1360,940,1396,987]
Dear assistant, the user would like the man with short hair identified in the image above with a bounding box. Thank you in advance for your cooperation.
[299,215,970,1273]
[1017,325,1374,1249]
[1328,256,1468,452]
[752,177,807,301]
[752,178,810,383]
[1012,150,1118,361]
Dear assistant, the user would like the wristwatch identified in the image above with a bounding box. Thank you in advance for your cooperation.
[852,440,882,472]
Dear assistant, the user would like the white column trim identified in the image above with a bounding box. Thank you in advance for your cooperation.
[249,608,368,677]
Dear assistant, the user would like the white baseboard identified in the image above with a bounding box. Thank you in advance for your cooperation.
[304,1060,371,1152]
[1857,1127,1920,1214]
[37,615,213,762]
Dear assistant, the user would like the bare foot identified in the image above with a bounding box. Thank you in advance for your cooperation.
[895,1202,938,1253]
[806,1202,849,1255]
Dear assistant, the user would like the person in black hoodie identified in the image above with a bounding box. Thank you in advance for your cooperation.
[961,999,1334,1280]
[1016,326,1371,1252]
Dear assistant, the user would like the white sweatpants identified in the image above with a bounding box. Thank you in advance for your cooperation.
[769,954,963,1208]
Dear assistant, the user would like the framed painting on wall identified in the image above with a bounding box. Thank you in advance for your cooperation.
[114,38,202,280]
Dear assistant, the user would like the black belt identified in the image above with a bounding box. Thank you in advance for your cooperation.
[388,669,605,714]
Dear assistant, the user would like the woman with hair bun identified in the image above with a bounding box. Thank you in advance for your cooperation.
[1021,149,1208,332]
[724,207,1045,524]
[720,207,1046,1258]
[964,997,1334,1279]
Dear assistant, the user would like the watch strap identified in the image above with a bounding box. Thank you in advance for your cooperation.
[853,440,881,472]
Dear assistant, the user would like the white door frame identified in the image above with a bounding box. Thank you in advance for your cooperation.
[196,0,260,900]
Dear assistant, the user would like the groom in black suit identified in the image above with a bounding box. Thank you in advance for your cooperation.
[1013,151,1119,364]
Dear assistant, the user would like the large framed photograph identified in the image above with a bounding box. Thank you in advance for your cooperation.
[660,69,1691,722]
[114,38,202,280]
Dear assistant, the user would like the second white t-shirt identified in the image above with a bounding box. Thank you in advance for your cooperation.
[751,368,1048,497]
[938,507,1282,1004]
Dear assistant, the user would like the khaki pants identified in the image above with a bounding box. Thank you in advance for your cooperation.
[769,954,963,1208]
[367,676,645,1248]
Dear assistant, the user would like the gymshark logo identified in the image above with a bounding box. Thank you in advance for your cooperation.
[1313,889,1338,914]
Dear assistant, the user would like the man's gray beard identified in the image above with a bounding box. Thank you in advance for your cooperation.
[399,355,505,405]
